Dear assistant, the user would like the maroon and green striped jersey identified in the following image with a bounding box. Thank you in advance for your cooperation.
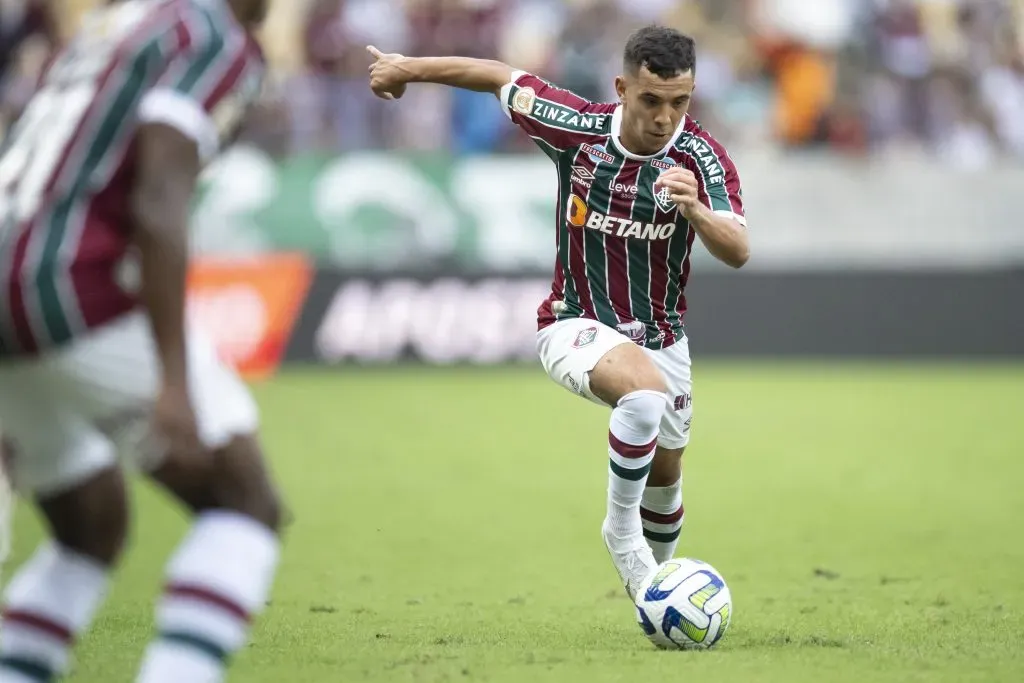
[0,0,264,356]
[500,71,746,350]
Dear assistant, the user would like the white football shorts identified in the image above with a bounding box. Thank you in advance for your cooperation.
[0,311,258,497]
[536,317,693,449]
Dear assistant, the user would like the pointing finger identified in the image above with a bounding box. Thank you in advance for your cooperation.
[366,45,384,59]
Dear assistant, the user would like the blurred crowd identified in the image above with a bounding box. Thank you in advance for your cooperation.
[3,0,1024,167]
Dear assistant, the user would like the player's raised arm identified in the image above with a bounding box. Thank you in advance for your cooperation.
[367,45,513,98]
[367,46,614,156]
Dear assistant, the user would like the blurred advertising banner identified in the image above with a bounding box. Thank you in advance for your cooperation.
[281,268,1021,366]
[187,263,1021,373]
[284,272,552,366]
[192,145,1024,273]
[187,254,313,379]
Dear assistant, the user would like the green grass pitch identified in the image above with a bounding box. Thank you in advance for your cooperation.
[5,362,1024,682]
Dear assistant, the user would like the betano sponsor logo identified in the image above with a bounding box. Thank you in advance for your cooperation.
[566,194,675,240]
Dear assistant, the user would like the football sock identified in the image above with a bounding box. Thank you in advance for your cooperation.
[641,478,684,563]
[605,390,667,546]
[135,511,279,683]
[0,543,110,682]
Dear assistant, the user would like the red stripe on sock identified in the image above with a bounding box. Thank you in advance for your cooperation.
[2,609,74,643]
[640,505,684,525]
[608,431,657,460]
[166,583,251,623]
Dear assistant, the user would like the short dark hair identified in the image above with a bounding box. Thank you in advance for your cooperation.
[623,26,696,79]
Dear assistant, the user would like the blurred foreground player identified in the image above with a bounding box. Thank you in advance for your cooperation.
[0,1,282,681]
[368,26,749,601]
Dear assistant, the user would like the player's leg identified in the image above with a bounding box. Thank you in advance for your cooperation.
[641,337,694,563]
[587,342,671,599]
[123,320,281,683]
[642,447,684,564]
[536,319,670,599]
[0,363,129,683]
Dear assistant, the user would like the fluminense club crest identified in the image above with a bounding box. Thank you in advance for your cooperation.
[653,181,676,212]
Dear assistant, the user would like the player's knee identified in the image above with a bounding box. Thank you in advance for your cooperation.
[38,466,129,567]
[616,389,669,433]
[633,369,669,397]
[591,343,668,403]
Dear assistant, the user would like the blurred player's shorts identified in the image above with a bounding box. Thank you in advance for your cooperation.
[0,312,258,497]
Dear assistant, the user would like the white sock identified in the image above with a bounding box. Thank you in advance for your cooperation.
[135,511,279,683]
[641,478,684,563]
[0,543,110,681]
[605,390,667,544]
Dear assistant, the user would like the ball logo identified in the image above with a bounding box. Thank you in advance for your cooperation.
[567,194,588,227]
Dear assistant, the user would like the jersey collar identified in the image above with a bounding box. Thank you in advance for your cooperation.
[609,106,687,160]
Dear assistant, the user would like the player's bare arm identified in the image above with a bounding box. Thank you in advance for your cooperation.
[367,45,513,98]
[130,122,204,458]
[658,167,749,268]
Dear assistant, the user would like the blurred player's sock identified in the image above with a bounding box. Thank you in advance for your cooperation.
[135,511,278,683]
[603,390,666,597]
[0,542,110,682]
[641,479,684,563]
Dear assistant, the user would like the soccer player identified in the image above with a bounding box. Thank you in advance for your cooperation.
[367,26,749,600]
[0,1,282,681]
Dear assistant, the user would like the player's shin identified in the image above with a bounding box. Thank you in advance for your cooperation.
[0,543,110,682]
[604,390,667,544]
[134,511,279,683]
[641,479,683,564]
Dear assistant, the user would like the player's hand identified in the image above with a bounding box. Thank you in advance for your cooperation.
[657,167,701,217]
[149,383,203,465]
[367,45,410,101]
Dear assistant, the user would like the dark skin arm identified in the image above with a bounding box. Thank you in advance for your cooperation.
[129,123,203,457]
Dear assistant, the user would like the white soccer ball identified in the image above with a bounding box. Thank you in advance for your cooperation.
[634,558,733,649]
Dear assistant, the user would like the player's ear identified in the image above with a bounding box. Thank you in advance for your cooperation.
[614,75,627,103]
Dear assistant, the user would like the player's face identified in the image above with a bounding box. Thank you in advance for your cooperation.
[615,66,695,155]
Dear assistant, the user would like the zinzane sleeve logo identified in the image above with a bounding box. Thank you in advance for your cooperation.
[500,71,614,156]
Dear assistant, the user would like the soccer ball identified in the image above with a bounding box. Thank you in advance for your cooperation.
[634,558,732,649]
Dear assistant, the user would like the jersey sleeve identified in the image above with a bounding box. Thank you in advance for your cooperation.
[137,11,265,164]
[684,134,746,227]
[499,71,615,158]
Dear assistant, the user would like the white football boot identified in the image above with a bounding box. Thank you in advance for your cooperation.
[602,519,658,601]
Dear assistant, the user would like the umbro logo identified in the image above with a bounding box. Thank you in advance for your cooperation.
[570,165,595,188]
[571,165,595,180]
